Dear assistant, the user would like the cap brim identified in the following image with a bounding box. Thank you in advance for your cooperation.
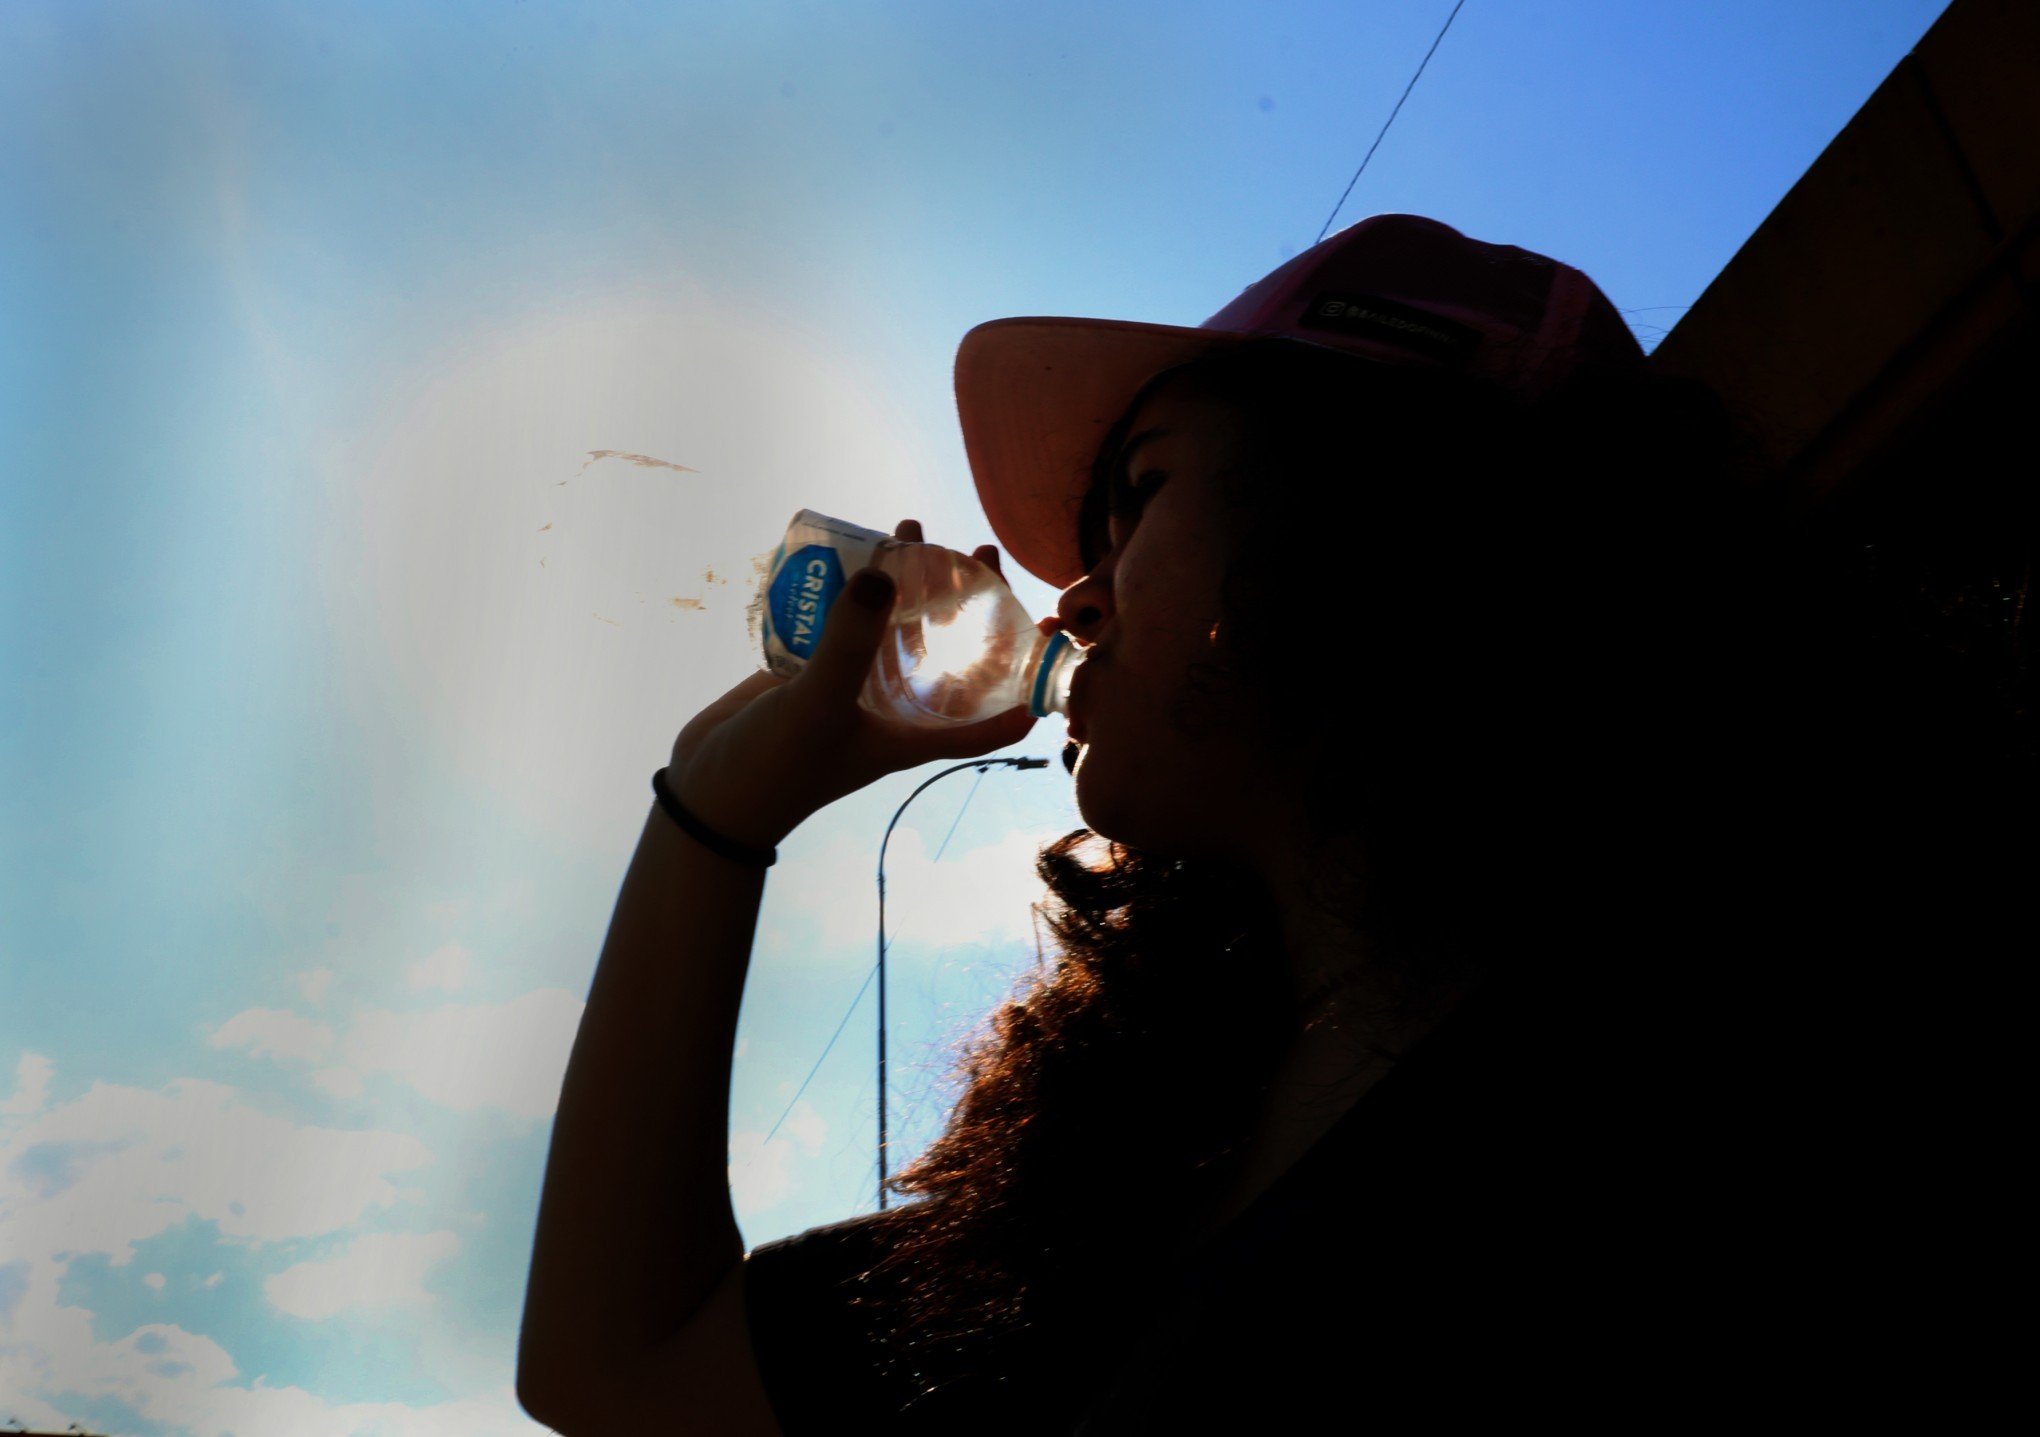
[956,316,1246,589]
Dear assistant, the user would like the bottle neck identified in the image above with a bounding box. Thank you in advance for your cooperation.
[1027,630,1080,717]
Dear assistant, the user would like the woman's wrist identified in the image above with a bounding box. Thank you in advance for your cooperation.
[659,763,801,854]
[651,769,781,867]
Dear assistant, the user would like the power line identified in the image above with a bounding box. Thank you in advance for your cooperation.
[1315,0,1468,246]
[931,766,988,864]
[765,961,878,1145]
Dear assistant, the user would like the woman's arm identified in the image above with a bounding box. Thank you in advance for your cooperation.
[515,799,770,1430]
[517,524,1034,1432]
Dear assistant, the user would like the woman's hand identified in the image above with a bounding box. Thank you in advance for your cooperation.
[666,520,1036,849]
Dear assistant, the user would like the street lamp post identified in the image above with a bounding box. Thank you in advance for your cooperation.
[875,756,1048,1209]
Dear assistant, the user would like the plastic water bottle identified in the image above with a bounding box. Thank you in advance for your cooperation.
[753,509,1081,728]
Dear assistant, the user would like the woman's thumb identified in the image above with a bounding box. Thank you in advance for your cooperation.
[803,567,895,697]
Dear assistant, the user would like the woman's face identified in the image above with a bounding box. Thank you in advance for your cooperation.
[1054,383,1286,857]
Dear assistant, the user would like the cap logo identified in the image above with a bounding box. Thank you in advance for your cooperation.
[1298,292,1479,365]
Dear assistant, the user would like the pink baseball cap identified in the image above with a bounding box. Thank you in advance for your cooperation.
[955,213,1648,589]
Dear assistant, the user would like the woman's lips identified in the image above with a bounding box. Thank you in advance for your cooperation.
[1066,653,1096,742]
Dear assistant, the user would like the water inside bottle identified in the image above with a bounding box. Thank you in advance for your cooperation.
[871,547,1033,722]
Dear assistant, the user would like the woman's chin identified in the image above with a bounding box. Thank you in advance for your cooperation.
[1072,740,1268,864]
[1072,755,1173,854]
[1069,746,1123,837]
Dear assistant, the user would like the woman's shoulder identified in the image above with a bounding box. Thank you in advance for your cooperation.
[747,1204,909,1261]
[745,1203,924,1309]
[742,1206,932,1431]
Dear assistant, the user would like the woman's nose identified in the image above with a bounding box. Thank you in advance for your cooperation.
[1053,565,1114,647]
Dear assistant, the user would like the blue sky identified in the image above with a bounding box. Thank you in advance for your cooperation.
[2,2,1948,1432]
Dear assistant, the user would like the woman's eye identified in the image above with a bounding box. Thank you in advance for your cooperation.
[1109,469,1166,518]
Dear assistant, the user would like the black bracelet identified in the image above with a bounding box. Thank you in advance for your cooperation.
[651,768,778,867]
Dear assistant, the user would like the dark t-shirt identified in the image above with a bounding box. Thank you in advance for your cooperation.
[743,979,1733,1431]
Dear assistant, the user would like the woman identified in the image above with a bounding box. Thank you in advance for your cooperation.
[517,216,1869,1431]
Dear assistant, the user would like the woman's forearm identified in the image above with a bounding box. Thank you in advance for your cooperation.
[516,539,1026,1427]
[517,802,765,1414]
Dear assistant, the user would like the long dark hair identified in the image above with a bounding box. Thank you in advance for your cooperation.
[859,338,1764,1410]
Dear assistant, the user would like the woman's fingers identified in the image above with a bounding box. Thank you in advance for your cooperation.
[973,543,1001,577]
[799,567,896,703]
[895,519,924,543]
[924,703,1037,757]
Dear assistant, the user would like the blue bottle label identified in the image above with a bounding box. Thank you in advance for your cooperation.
[767,542,846,661]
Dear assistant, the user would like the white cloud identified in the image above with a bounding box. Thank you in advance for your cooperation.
[208,1007,336,1064]
[780,1098,827,1155]
[405,940,473,993]
[205,985,585,1119]
[2,1051,53,1116]
[311,1065,366,1099]
[763,823,1051,960]
[299,967,335,1005]
[0,1070,433,1267]
[341,988,584,1119]
[0,1287,538,1437]
[0,1316,240,1427]
[728,1100,826,1215]
[0,1054,539,1435]
[264,1229,462,1319]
